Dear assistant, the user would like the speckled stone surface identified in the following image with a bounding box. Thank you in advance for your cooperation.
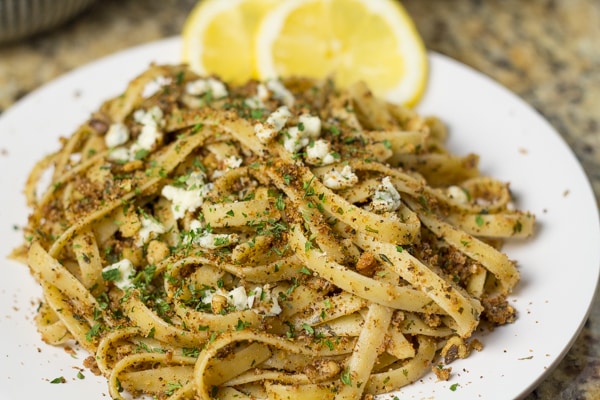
[0,0,598,398]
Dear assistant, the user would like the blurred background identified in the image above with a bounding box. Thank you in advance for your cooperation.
[0,0,598,398]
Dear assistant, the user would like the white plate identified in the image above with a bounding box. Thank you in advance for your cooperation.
[0,37,598,400]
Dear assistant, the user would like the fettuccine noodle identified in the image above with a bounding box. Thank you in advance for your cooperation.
[13,64,535,399]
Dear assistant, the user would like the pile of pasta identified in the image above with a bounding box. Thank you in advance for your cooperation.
[14,64,535,399]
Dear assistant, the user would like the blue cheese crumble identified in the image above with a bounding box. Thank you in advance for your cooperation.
[161,171,213,220]
[372,176,402,212]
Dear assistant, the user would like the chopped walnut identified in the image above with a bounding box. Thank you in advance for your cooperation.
[470,338,484,352]
[83,356,102,376]
[121,159,144,172]
[146,239,170,265]
[482,295,517,325]
[88,118,109,134]
[355,252,378,277]
[118,208,141,238]
[303,359,341,383]
[441,336,470,364]
[121,246,144,267]
[422,312,442,328]
[305,276,334,293]
[433,365,452,381]
[211,294,228,314]
[391,311,406,327]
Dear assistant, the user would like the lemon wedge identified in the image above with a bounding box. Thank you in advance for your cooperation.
[182,0,279,84]
[254,0,428,106]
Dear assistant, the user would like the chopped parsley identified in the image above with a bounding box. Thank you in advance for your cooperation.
[475,214,484,227]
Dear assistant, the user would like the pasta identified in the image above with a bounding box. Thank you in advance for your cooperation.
[12,64,535,399]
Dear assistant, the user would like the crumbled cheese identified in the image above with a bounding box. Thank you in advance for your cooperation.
[162,186,206,219]
[201,285,282,316]
[135,123,161,151]
[266,79,295,107]
[267,296,282,316]
[185,171,208,189]
[212,155,243,178]
[208,79,229,98]
[133,106,164,127]
[108,106,165,162]
[134,106,164,152]
[102,259,135,290]
[305,139,336,165]
[185,77,228,99]
[253,285,282,316]
[254,123,276,144]
[184,219,239,248]
[447,185,469,203]
[282,113,322,154]
[228,286,248,310]
[298,114,321,138]
[104,123,130,148]
[107,147,131,163]
[270,300,282,315]
[268,106,292,131]
[244,97,263,109]
[323,165,359,189]
[283,126,309,153]
[161,171,213,219]
[189,219,203,232]
[195,232,239,249]
[257,84,269,101]
[254,106,292,143]
[185,80,207,96]
[372,176,402,212]
[244,83,270,109]
[136,216,165,245]
[225,155,243,172]
[202,287,247,311]
[142,75,172,98]
[246,287,261,309]
[224,155,243,170]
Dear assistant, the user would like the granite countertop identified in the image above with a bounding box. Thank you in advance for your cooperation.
[0,0,598,398]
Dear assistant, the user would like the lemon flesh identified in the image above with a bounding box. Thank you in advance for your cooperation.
[255,0,427,105]
[182,0,279,84]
